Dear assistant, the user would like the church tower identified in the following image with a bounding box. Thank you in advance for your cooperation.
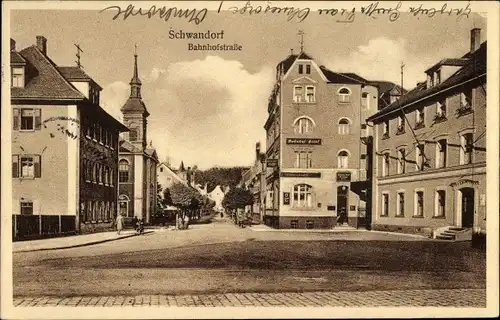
[121,48,150,150]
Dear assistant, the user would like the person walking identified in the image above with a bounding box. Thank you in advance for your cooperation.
[116,213,124,235]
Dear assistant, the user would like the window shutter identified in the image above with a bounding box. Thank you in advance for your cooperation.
[13,109,19,130]
[35,109,42,130]
[12,155,19,178]
[34,155,41,178]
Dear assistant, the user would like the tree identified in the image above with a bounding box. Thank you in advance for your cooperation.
[222,187,254,211]
[163,188,173,206]
[170,182,202,218]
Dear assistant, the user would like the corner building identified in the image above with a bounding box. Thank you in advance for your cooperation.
[367,29,487,240]
[263,51,380,229]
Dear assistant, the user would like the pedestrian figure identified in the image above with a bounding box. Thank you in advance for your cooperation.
[116,213,124,235]
[131,216,138,230]
[220,211,223,219]
[184,215,190,230]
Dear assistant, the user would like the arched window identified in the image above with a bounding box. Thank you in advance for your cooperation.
[119,159,130,182]
[338,118,351,135]
[337,87,351,103]
[129,128,138,141]
[118,194,130,217]
[338,150,349,168]
[292,184,313,208]
[294,117,314,134]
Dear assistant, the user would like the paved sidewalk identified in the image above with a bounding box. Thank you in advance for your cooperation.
[13,230,153,253]
[13,289,486,307]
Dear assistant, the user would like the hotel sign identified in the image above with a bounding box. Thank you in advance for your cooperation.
[286,138,322,145]
[280,172,321,178]
[336,172,352,182]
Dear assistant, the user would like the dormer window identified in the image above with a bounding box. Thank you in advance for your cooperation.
[427,74,433,88]
[434,70,441,85]
[11,67,25,88]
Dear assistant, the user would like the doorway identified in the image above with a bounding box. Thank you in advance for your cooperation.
[460,188,475,228]
[337,186,349,225]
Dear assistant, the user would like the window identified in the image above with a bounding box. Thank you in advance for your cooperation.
[20,201,33,215]
[415,108,425,128]
[382,153,390,176]
[291,220,298,229]
[160,167,164,172]
[12,67,25,87]
[361,92,369,108]
[129,128,138,141]
[338,118,350,135]
[415,191,424,217]
[294,117,314,134]
[337,87,351,103]
[306,65,311,74]
[397,192,405,216]
[293,184,313,208]
[436,139,447,168]
[435,190,446,217]
[436,100,447,118]
[305,86,315,103]
[295,151,312,168]
[381,193,389,216]
[397,149,406,174]
[20,109,35,130]
[434,70,441,85]
[416,144,425,171]
[382,120,390,138]
[460,90,473,108]
[293,86,304,103]
[12,155,41,178]
[119,159,130,182]
[338,150,349,169]
[298,64,303,74]
[396,115,405,134]
[460,133,473,165]
[306,220,314,229]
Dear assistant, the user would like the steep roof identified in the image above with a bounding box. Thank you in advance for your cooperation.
[121,97,149,116]
[11,51,26,64]
[11,46,86,100]
[319,66,366,84]
[279,54,298,74]
[367,41,486,122]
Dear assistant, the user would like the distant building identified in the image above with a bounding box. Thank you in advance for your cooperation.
[263,49,385,229]
[157,162,188,191]
[366,28,486,241]
[208,185,226,212]
[11,36,128,239]
[240,142,266,221]
[118,52,158,224]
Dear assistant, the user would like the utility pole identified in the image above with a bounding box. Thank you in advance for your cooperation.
[74,44,84,69]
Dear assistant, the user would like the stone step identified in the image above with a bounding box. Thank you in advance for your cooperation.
[442,230,459,235]
[436,235,455,240]
[449,227,466,231]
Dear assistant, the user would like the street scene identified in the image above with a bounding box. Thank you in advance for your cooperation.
[3,1,497,316]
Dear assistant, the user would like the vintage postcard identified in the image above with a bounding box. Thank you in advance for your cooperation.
[1,0,499,319]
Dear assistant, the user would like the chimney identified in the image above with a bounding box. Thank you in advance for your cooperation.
[255,142,261,160]
[36,36,47,55]
[290,49,294,55]
[470,28,481,53]
[10,39,16,52]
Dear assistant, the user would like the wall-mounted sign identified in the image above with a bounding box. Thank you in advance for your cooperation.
[350,205,356,211]
[450,179,479,188]
[286,138,322,145]
[280,172,321,178]
[267,159,278,167]
[283,192,290,205]
[336,172,352,182]
[327,205,336,211]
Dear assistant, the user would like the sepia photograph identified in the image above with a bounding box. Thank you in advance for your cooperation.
[1,0,499,318]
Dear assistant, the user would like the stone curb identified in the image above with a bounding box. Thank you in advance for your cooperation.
[13,231,154,253]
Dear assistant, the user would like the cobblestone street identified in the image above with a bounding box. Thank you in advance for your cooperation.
[13,289,486,307]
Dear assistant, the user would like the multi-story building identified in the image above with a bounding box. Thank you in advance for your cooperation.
[366,28,486,243]
[11,36,128,239]
[118,52,158,225]
[263,50,382,229]
[240,142,266,221]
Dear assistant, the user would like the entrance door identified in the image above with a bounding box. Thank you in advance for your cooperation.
[337,186,349,225]
[460,188,475,228]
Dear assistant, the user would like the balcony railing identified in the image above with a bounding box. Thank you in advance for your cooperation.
[433,113,447,124]
[414,121,425,130]
[395,125,405,135]
[456,103,473,117]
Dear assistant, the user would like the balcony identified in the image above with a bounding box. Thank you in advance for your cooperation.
[395,125,405,135]
[433,113,447,124]
[414,121,425,130]
[381,132,390,140]
[456,103,473,117]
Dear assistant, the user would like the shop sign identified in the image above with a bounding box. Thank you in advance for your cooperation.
[336,172,352,182]
[267,159,278,167]
[280,172,321,178]
[283,192,290,205]
[450,179,479,188]
[286,138,322,145]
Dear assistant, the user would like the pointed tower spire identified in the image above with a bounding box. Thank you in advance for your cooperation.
[130,45,142,98]
[179,161,185,172]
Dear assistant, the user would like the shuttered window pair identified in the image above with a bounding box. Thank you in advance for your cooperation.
[12,155,41,178]
[13,108,42,131]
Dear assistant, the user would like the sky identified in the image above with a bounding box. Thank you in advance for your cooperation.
[10,4,487,169]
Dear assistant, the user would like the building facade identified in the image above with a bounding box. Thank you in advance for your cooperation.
[263,50,381,229]
[367,29,487,240]
[240,142,266,221]
[118,53,159,225]
[11,36,128,239]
